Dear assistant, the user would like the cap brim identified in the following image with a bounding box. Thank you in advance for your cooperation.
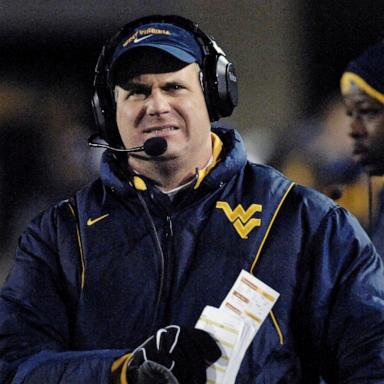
[111,46,194,85]
[113,44,196,67]
[143,44,196,63]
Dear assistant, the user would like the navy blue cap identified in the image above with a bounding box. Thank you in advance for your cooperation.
[341,41,384,104]
[111,22,203,69]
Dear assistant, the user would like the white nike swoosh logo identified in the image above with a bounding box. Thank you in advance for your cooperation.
[134,34,153,43]
[156,328,168,350]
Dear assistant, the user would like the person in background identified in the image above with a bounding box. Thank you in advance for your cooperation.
[341,40,384,256]
[0,14,384,384]
[269,92,383,231]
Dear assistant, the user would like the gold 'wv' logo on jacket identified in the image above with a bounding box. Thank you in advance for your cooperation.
[216,201,262,239]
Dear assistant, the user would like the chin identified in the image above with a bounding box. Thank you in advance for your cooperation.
[161,143,185,158]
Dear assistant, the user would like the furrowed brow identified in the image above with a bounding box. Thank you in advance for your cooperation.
[120,81,151,93]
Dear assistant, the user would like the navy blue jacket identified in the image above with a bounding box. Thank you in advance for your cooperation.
[372,189,384,258]
[1,128,384,383]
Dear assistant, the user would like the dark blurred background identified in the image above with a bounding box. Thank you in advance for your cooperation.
[1,1,384,283]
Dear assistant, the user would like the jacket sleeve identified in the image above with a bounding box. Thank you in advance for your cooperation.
[299,206,384,383]
[0,207,127,384]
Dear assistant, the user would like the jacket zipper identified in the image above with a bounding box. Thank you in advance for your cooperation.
[67,201,86,290]
[157,215,174,327]
[166,215,173,238]
[150,214,174,331]
[134,190,173,333]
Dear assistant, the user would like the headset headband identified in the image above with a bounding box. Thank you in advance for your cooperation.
[91,14,238,147]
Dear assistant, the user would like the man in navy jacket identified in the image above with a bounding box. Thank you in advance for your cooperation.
[341,41,384,258]
[1,15,384,384]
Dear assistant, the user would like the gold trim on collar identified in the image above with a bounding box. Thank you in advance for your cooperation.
[133,175,147,191]
[194,132,223,189]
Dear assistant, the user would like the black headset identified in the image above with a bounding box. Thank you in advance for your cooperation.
[91,14,238,147]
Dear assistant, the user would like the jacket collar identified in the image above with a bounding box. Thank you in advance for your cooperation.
[99,127,248,198]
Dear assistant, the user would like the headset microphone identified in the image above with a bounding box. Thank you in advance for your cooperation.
[88,134,167,157]
[143,137,168,156]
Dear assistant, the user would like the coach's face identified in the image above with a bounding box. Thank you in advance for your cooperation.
[343,84,384,176]
[115,63,212,169]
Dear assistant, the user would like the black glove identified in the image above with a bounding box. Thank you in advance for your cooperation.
[127,325,221,384]
[127,360,179,384]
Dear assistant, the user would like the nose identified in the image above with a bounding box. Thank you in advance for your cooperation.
[146,89,171,116]
[349,115,367,140]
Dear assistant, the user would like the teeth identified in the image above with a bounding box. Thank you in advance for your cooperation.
[145,127,177,134]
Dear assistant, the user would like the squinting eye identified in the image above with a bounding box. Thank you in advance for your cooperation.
[345,107,383,119]
[359,108,382,117]
[164,84,184,91]
[127,90,147,99]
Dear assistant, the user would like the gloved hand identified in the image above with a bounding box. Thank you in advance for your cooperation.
[127,325,221,384]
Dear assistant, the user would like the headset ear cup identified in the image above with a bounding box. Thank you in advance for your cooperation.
[91,91,106,137]
[216,55,238,118]
[200,54,216,122]
[224,61,238,113]
[203,54,238,121]
[92,86,124,147]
